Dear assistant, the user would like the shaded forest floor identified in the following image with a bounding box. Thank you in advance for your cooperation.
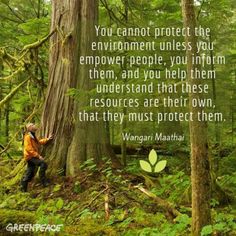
[0,149,236,236]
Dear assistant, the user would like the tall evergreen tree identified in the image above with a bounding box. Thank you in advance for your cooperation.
[181,0,212,235]
[41,0,117,176]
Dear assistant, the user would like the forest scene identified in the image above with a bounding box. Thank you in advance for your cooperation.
[0,0,236,235]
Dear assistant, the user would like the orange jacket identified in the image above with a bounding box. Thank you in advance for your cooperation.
[23,132,49,161]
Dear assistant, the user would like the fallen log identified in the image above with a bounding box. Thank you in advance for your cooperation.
[134,185,181,218]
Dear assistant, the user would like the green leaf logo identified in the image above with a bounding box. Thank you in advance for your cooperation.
[139,160,152,172]
[149,149,157,165]
[154,160,167,173]
[139,149,167,173]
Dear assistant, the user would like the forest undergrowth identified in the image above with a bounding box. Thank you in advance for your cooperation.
[0,152,236,236]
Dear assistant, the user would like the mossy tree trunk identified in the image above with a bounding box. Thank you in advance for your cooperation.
[5,82,11,143]
[181,0,212,235]
[0,63,2,135]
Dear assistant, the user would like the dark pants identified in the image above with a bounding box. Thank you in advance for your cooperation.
[21,158,48,191]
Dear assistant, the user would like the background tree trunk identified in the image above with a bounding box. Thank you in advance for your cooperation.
[5,82,11,143]
[181,0,212,235]
[0,59,3,138]
[66,0,117,176]
[121,0,129,167]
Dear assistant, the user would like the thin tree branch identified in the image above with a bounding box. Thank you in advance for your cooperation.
[4,3,26,23]
[0,78,30,109]
[100,0,129,26]
[0,67,24,81]
[18,28,56,61]
[28,0,38,18]
[0,14,21,23]
[37,0,41,18]
[197,0,205,21]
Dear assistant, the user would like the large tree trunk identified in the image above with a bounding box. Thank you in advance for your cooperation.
[66,0,117,176]
[181,1,211,235]
[40,0,80,175]
[41,0,117,176]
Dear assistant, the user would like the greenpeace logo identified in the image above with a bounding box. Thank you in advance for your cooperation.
[6,223,63,233]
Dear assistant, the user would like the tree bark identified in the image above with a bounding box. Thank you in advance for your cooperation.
[66,0,118,176]
[181,0,212,235]
[41,0,118,176]
[40,0,80,175]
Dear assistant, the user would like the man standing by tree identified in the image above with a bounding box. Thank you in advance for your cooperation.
[20,123,53,192]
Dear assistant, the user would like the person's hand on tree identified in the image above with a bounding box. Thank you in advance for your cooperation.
[39,155,44,160]
[48,134,54,140]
